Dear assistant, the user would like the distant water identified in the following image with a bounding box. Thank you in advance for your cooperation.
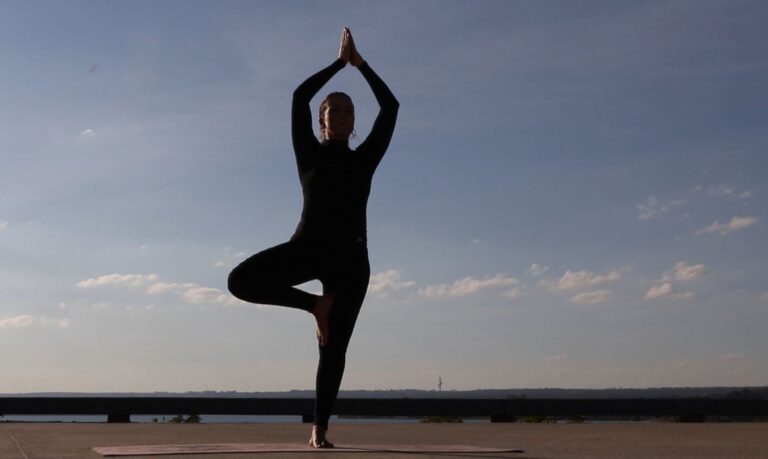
[1,415,491,424]
[1,415,303,424]
[0,415,659,425]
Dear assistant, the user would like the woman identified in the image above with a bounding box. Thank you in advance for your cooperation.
[228,28,399,448]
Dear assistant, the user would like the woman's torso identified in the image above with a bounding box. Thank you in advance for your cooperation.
[292,141,375,243]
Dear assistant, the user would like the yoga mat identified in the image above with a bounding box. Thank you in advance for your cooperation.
[94,442,524,456]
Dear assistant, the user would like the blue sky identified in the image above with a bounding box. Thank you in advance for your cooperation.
[1,0,767,393]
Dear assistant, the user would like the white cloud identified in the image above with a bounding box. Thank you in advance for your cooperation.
[671,261,706,282]
[146,282,198,295]
[637,196,685,220]
[645,283,671,299]
[549,269,621,291]
[695,216,756,236]
[419,274,520,299]
[537,279,554,289]
[368,270,416,294]
[214,248,248,269]
[528,263,549,276]
[38,317,71,329]
[647,262,704,300]
[182,287,239,306]
[0,315,69,329]
[80,274,241,307]
[644,282,694,300]
[213,259,236,269]
[79,128,96,139]
[77,273,159,288]
[571,290,613,304]
[708,184,752,199]
[147,282,240,306]
[0,315,35,329]
[501,287,522,299]
[709,184,736,197]
[0,221,7,231]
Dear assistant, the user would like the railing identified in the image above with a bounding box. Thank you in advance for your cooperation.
[1,397,766,423]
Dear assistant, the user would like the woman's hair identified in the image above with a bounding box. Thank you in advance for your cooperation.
[318,92,356,140]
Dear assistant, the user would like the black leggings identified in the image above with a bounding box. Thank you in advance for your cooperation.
[227,236,370,429]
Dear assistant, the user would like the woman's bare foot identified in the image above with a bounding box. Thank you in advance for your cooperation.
[313,295,333,346]
[309,425,334,448]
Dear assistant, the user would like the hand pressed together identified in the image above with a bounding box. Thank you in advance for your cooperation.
[337,27,364,67]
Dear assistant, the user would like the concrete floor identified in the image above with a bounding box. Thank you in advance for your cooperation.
[2,422,768,459]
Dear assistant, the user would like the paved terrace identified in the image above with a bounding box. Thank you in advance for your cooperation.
[2,422,768,459]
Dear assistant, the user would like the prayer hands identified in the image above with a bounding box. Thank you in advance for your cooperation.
[338,27,364,67]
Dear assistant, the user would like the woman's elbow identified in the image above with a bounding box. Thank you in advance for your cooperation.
[388,97,400,112]
[292,88,309,104]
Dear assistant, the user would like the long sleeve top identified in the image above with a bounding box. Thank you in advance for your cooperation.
[290,59,399,242]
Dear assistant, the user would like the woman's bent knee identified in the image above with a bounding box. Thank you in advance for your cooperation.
[227,266,247,299]
[228,264,274,303]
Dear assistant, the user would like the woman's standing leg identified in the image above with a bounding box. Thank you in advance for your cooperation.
[311,244,370,442]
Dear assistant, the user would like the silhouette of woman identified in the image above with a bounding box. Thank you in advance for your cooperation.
[228,28,398,448]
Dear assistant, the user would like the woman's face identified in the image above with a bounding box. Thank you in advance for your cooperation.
[322,96,355,141]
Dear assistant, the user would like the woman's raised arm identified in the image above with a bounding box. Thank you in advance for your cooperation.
[347,29,399,169]
[291,30,349,172]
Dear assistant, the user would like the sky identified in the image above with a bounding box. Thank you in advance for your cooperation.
[1,0,767,393]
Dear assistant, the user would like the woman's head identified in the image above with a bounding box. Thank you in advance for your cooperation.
[319,92,355,141]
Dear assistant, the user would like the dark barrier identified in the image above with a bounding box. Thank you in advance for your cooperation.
[1,397,766,423]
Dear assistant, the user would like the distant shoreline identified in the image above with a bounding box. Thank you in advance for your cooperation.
[3,385,767,399]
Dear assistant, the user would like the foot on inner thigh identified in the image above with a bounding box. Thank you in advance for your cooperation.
[313,294,333,346]
[309,425,334,448]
